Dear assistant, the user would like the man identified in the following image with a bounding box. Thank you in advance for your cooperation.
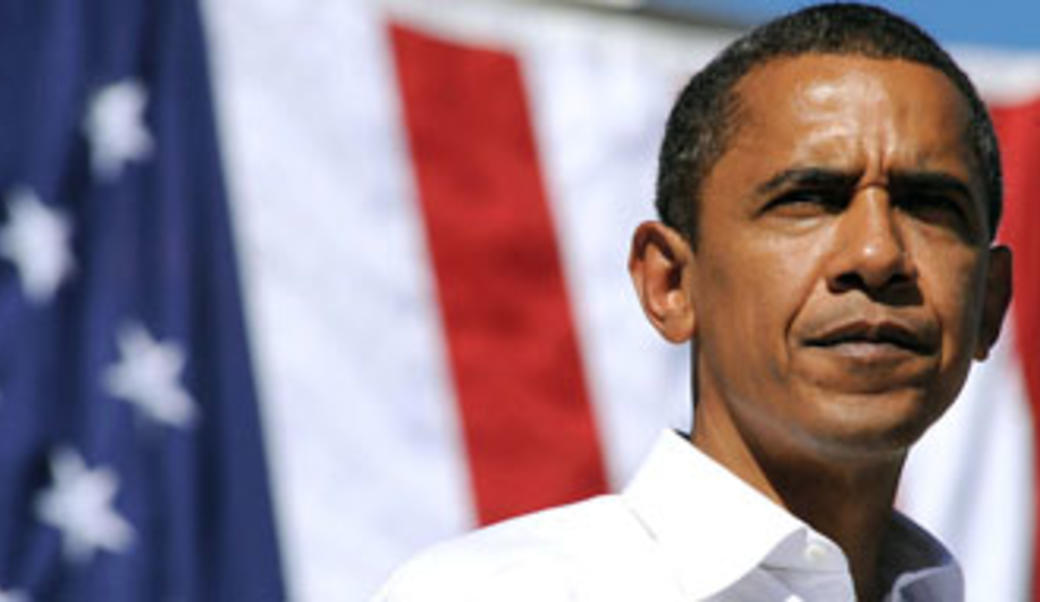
[374,3,1011,601]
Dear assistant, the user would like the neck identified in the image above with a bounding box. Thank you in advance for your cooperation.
[691,395,905,602]
[763,453,900,602]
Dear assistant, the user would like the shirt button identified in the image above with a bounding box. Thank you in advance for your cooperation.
[804,542,828,564]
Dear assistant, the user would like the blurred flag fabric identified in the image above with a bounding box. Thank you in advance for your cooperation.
[0,0,284,600]
[2,0,1038,601]
[199,1,1040,600]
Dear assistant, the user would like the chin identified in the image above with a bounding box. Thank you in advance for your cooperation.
[797,388,952,461]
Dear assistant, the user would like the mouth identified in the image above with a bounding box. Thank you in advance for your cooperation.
[804,320,936,356]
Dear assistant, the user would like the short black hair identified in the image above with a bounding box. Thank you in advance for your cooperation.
[655,2,1002,243]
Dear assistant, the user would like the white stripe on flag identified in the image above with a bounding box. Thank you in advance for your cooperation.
[902,325,1035,602]
[954,47,1040,105]
[521,15,701,487]
[202,1,472,599]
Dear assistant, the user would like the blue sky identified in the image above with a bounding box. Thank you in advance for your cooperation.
[650,0,1040,50]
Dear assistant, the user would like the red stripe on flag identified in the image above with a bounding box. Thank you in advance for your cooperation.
[389,23,609,525]
[992,95,1040,601]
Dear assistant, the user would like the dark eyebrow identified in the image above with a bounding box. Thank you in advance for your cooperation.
[755,168,860,196]
[887,169,975,202]
[755,167,976,201]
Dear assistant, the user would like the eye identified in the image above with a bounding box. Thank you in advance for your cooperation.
[762,188,848,218]
[897,192,973,237]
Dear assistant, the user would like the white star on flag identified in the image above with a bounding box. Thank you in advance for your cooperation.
[83,79,153,179]
[0,187,74,303]
[34,448,133,564]
[103,323,197,428]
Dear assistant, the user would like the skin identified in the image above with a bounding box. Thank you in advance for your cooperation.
[629,55,1012,602]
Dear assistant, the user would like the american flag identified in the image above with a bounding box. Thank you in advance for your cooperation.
[0,0,283,599]
[3,1,1040,601]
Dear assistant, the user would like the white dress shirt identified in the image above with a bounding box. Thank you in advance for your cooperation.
[373,430,962,601]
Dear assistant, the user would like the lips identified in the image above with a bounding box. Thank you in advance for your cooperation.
[804,319,937,355]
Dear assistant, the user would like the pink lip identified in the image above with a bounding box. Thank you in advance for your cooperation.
[804,319,936,356]
[812,340,921,362]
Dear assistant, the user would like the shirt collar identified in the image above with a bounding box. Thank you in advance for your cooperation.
[620,430,961,601]
[881,512,963,601]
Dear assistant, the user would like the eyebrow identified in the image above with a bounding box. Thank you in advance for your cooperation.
[755,168,859,196]
[755,167,976,202]
[887,169,975,202]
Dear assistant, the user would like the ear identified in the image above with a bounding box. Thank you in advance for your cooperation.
[975,244,1012,361]
[628,221,696,343]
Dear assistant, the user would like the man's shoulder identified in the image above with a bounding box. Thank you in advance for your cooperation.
[372,493,669,601]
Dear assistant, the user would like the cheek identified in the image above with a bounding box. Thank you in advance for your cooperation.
[916,244,986,362]
[696,238,815,367]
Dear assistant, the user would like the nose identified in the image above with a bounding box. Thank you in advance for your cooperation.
[826,188,916,294]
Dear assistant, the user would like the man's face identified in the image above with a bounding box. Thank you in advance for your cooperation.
[689,54,1007,460]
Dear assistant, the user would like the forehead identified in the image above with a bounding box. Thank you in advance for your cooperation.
[723,54,978,184]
